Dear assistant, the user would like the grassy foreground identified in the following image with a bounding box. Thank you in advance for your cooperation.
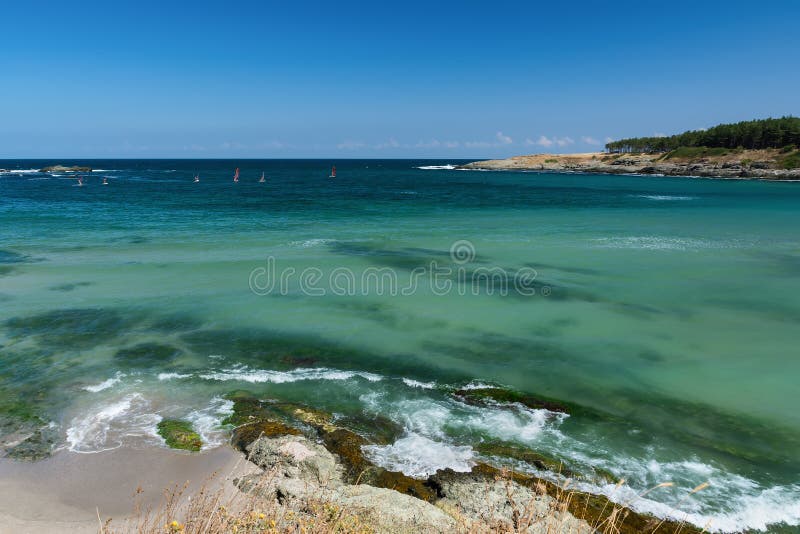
[101,467,710,534]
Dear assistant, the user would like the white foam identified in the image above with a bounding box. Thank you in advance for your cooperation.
[633,194,698,201]
[157,372,192,381]
[0,169,39,174]
[401,378,437,389]
[83,372,124,392]
[362,433,474,478]
[416,165,456,170]
[66,393,161,453]
[200,365,383,384]
[458,381,495,390]
[290,238,336,248]
[184,396,234,449]
[462,404,562,442]
[592,236,722,251]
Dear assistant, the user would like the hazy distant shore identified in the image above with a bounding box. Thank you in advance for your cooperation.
[461,150,800,180]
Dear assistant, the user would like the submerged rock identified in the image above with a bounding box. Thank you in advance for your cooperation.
[114,342,183,367]
[453,386,570,413]
[156,419,202,452]
[475,442,579,479]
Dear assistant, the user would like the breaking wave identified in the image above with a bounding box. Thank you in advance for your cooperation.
[199,364,383,384]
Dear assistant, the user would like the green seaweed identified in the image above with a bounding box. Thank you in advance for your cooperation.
[157,419,202,452]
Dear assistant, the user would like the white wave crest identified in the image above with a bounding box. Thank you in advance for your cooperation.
[199,365,382,384]
[401,378,437,389]
[633,194,698,201]
[362,433,474,478]
[157,372,192,381]
[416,165,456,170]
[83,372,124,392]
[66,393,161,453]
[184,396,234,449]
[290,238,336,248]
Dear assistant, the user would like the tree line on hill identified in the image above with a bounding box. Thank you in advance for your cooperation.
[605,117,800,153]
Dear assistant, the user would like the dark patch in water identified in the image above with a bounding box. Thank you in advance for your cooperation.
[636,349,665,363]
[610,301,664,319]
[525,262,603,276]
[3,308,137,349]
[325,299,448,330]
[48,281,93,292]
[424,332,571,366]
[0,249,30,264]
[0,266,16,277]
[329,241,488,271]
[146,313,203,333]
[610,387,800,472]
[3,307,201,351]
[757,251,800,275]
[706,297,800,324]
[114,342,183,367]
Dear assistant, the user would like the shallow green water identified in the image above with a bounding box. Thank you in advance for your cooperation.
[1,160,799,531]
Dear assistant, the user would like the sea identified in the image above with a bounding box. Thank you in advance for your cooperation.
[1,159,799,532]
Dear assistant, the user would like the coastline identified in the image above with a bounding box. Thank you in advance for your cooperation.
[0,446,254,534]
[0,417,701,534]
[459,150,800,180]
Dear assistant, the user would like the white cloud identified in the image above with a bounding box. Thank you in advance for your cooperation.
[523,135,575,149]
[220,141,247,150]
[495,131,513,144]
[464,140,492,148]
[556,136,574,147]
[337,140,366,150]
[415,139,441,149]
[530,135,553,147]
[605,136,614,143]
[581,136,601,146]
[375,138,401,149]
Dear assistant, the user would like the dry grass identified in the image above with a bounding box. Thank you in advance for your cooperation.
[100,456,710,534]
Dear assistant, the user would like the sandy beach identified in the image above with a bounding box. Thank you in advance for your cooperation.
[0,446,254,533]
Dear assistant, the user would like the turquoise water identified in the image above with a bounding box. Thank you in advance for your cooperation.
[1,160,799,531]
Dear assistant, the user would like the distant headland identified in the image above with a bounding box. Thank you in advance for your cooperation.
[462,117,800,180]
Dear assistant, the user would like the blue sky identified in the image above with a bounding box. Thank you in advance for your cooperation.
[1,0,799,158]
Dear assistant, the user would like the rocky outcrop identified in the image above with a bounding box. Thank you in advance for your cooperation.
[460,151,800,180]
[39,165,92,172]
[236,435,456,533]
[226,392,700,534]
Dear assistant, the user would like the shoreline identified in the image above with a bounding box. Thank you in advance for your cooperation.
[459,150,800,180]
[0,446,255,533]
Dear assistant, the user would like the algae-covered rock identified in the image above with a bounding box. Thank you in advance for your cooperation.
[453,387,569,413]
[222,392,303,452]
[320,427,438,502]
[157,419,202,451]
[475,442,577,478]
[232,420,301,453]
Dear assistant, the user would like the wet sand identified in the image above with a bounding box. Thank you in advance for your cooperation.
[0,446,254,533]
